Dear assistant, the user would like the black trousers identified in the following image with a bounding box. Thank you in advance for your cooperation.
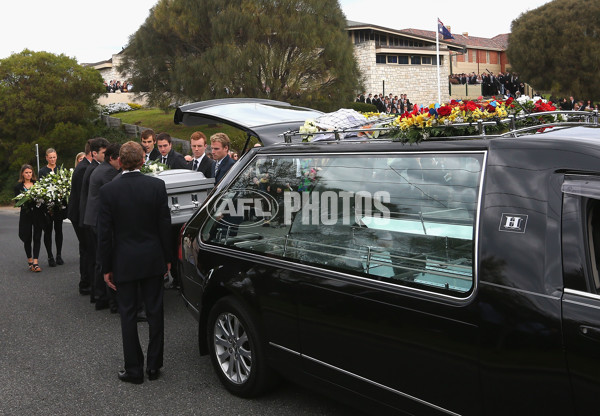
[88,227,108,303]
[43,217,63,258]
[116,275,164,377]
[71,222,89,290]
[20,219,42,259]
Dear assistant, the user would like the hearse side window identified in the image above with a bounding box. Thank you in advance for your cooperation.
[201,153,483,296]
[562,176,600,293]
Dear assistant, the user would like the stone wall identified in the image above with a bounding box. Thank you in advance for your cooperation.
[354,40,451,105]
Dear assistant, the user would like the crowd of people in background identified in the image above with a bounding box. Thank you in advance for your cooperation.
[104,80,133,93]
[449,71,525,97]
[355,92,414,115]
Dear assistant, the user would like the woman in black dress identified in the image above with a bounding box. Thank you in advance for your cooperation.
[14,164,44,272]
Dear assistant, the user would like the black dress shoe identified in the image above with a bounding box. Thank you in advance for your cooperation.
[56,255,64,265]
[48,257,57,267]
[79,287,91,295]
[95,300,109,311]
[146,369,160,381]
[118,370,143,384]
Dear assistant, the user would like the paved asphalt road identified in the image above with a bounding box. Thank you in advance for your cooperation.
[0,208,363,416]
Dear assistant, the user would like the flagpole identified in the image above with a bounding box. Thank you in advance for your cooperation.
[436,18,441,105]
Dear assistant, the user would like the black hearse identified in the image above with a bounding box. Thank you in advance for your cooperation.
[176,100,600,415]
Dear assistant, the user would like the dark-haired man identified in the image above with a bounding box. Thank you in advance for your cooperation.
[156,133,188,169]
[68,141,92,295]
[85,142,122,311]
[80,137,110,304]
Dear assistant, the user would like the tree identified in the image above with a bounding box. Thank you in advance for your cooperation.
[0,50,105,171]
[120,0,362,110]
[507,0,600,99]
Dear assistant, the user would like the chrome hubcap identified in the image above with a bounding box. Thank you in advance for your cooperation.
[214,312,252,384]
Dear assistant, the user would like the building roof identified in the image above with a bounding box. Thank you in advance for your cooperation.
[347,20,458,46]
[347,20,508,51]
[401,29,508,51]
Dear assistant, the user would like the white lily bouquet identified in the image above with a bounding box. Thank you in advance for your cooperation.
[14,166,73,216]
[141,160,169,174]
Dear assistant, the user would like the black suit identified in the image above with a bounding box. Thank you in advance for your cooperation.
[145,148,160,164]
[85,161,120,305]
[80,159,100,300]
[213,155,236,183]
[98,171,171,378]
[157,149,188,169]
[68,158,91,291]
[188,155,214,178]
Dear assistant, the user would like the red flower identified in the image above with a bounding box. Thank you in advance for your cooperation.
[505,97,514,106]
[437,106,452,116]
[486,104,496,113]
[464,101,478,112]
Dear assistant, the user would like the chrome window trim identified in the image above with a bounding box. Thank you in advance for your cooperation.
[197,150,487,303]
[564,288,600,301]
[269,342,461,416]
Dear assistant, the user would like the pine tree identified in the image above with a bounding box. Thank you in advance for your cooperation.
[119,0,361,110]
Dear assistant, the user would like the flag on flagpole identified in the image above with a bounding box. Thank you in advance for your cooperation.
[438,18,454,40]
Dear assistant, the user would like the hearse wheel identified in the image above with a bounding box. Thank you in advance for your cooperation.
[207,296,276,397]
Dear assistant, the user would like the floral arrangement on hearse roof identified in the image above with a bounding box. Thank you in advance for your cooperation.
[13,166,73,216]
[299,96,567,143]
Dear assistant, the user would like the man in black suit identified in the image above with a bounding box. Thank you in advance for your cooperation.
[187,131,214,178]
[156,133,188,169]
[79,137,110,304]
[211,133,236,183]
[141,129,160,164]
[68,141,92,295]
[99,141,171,384]
[84,142,121,312]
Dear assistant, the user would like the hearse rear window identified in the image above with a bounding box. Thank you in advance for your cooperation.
[201,153,484,295]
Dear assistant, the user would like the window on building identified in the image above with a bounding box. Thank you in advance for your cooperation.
[387,55,398,64]
[486,51,490,64]
[411,56,421,65]
[398,55,409,65]
[472,50,477,62]
[422,56,432,65]
[376,55,386,64]
[200,154,484,296]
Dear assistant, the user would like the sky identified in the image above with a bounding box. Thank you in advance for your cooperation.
[0,0,552,64]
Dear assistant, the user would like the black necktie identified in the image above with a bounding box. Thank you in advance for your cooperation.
[192,159,199,171]
[162,156,167,164]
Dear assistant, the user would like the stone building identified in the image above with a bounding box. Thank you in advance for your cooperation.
[84,51,129,84]
[347,21,511,104]
[347,21,465,105]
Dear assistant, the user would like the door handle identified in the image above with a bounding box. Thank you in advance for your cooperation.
[579,325,600,341]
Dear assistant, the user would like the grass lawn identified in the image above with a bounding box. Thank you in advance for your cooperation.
[110,108,251,152]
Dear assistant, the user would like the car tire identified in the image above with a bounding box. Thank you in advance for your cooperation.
[207,296,276,397]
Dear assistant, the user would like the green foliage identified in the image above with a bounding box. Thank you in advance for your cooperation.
[345,102,378,113]
[0,50,105,173]
[120,0,362,109]
[507,0,600,98]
